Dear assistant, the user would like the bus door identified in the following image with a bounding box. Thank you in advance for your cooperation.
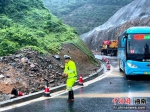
[118,37,126,71]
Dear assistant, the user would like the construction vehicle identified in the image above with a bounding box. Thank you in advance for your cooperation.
[100,40,118,56]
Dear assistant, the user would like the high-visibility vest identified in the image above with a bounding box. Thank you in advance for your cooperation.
[64,60,77,79]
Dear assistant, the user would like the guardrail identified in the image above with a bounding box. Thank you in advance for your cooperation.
[0,61,104,107]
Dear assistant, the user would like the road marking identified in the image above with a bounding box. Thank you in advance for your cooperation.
[105,65,125,77]
[0,61,125,111]
[58,92,150,98]
[0,74,108,112]
[106,71,125,77]
[83,72,107,86]
[0,85,82,111]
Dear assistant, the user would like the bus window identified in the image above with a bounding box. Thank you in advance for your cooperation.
[144,43,149,54]
[127,40,130,54]
[130,46,134,54]
[121,38,126,47]
[127,34,150,55]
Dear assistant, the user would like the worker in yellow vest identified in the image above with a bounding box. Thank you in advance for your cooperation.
[62,55,77,102]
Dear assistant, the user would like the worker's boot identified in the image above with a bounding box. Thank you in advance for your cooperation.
[67,91,72,102]
[70,90,74,101]
[71,90,74,99]
[67,90,74,102]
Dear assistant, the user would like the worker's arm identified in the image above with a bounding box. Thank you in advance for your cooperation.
[62,63,68,77]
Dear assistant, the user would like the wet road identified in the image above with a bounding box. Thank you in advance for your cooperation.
[1,55,150,112]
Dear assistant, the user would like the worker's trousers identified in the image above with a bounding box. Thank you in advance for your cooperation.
[66,77,77,100]
[68,90,74,100]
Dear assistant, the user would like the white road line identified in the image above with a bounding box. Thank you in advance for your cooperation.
[58,92,150,98]
[0,62,123,111]
[0,86,83,111]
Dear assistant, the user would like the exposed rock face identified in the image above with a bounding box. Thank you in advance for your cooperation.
[80,0,150,50]
[0,43,99,101]
[0,48,64,94]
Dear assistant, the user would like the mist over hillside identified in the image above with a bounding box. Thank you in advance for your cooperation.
[43,0,134,34]
[80,0,150,50]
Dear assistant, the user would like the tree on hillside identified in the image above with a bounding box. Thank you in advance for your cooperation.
[43,0,134,34]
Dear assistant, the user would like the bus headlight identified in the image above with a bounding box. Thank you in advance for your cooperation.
[127,62,138,68]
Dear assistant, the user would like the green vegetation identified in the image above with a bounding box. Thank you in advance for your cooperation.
[0,0,76,55]
[69,38,98,65]
[43,0,134,34]
[0,0,97,65]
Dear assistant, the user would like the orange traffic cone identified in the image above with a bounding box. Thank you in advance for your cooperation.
[106,60,110,64]
[104,58,107,62]
[78,74,84,86]
[102,57,104,61]
[44,80,50,97]
[107,63,110,70]
[18,91,23,96]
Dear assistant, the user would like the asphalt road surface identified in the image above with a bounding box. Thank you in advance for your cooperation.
[1,55,150,112]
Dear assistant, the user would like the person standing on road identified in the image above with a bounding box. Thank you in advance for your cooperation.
[62,55,77,102]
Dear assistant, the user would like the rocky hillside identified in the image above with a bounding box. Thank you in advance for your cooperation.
[43,0,133,34]
[0,0,99,101]
[0,44,99,101]
[80,0,150,50]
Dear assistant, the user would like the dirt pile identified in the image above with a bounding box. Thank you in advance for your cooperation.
[0,48,65,94]
[0,43,99,101]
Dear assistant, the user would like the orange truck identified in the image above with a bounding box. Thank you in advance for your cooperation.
[101,40,118,56]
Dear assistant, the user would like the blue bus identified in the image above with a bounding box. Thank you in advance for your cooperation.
[118,27,150,77]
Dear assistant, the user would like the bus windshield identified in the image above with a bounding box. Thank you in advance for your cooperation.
[127,34,150,56]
